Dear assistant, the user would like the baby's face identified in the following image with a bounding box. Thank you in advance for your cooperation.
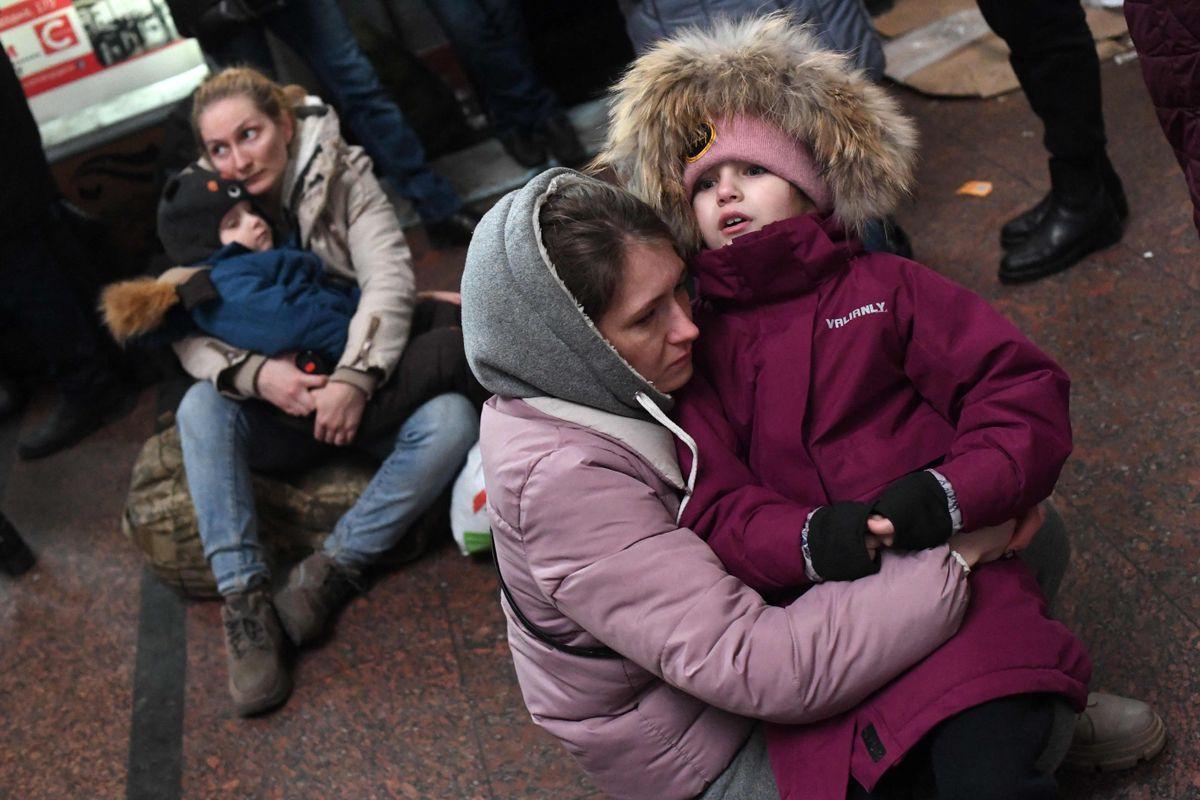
[218,200,273,252]
[692,160,813,249]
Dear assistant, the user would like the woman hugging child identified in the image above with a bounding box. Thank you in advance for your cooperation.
[593,13,1162,799]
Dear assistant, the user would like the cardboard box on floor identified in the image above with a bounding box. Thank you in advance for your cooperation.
[876,0,1131,98]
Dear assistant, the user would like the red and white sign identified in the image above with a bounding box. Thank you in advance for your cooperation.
[34,13,79,52]
[1,0,100,96]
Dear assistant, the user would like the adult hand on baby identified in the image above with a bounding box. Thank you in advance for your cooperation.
[311,381,367,446]
[948,520,1017,569]
[258,354,327,416]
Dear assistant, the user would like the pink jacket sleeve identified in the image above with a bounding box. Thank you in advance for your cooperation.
[519,445,971,724]
[895,261,1073,530]
[673,367,819,595]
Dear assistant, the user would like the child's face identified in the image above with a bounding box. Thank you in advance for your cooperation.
[218,200,273,252]
[692,161,814,249]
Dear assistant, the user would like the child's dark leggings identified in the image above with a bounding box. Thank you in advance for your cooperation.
[847,693,1058,800]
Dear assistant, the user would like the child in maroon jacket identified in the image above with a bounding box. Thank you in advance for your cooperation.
[594,13,1163,799]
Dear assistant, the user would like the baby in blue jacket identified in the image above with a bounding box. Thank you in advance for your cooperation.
[104,166,486,440]
[103,166,357,373]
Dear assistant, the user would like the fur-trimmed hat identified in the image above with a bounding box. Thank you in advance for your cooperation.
[157,166,263,265]
[592,13,918,251]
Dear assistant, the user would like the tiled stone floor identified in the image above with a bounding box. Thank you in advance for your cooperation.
[2,57,1198,799]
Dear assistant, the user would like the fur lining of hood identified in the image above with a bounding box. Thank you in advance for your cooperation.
[592,12,918,251]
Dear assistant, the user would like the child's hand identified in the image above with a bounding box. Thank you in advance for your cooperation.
[871,471,953,550]
[258,354,327,416]
[948,520,1017,569]
[864,515,895,561]
[311,381,367,446]
[807,502,880,581]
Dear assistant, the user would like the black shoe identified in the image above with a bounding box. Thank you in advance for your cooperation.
[425,210,481,250]
[1000,194,1054,249]
[0,514,34,576]
[499,129,547,168]
[1002,164,1127,249]
[0,379,24,422]
[540,113,588,168]
[998,193,1123,285]
[17,382,135,460]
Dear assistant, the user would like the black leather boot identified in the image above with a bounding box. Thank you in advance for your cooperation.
[0,513,34,576]
[998,191,1122,284]
[499,129,547,168]
[17,380,134,460]
[425,209,482,250]
[540,113,588,168]
[1001,158,1127,248]
[0,378,24,422]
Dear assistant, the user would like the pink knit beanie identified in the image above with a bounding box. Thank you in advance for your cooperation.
[682,116,833,211]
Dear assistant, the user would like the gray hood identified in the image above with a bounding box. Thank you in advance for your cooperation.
[461,168,673,420]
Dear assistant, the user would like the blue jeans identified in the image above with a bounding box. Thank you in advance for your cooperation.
[177,383,478,595]
[424,0,559,137]
[198,0,463,223]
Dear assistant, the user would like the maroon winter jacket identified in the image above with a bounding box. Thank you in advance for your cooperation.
[674,213,1089,797]
[675,213,1073,596]
[1125,0,1200,237]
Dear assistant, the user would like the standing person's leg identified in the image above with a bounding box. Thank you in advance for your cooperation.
[195,22,276,73]
[424,0,585,167]
[0,218,129,460]
[976,0,1125,283]
[261,0,471,231]
[176,382,328,715]
[273,393,478,645]
[426,0,557,139]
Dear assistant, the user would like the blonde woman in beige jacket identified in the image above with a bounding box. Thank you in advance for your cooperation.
[164,67,477,717]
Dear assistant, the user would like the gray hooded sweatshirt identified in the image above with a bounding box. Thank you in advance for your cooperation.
[461,168,674,420]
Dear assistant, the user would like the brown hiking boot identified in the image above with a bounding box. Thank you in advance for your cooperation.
[1063,692,1167,772]
[220,588,291,717]
[273,552,364,646]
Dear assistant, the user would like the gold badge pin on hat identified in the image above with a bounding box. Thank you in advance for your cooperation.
[685,120,716,163]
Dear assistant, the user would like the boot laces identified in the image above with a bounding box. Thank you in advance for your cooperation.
[224,611,268,659]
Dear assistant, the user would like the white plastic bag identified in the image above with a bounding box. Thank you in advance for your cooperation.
[450,443,492,556]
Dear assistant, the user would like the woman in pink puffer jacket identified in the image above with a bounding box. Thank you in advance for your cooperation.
[461,169,1038,800]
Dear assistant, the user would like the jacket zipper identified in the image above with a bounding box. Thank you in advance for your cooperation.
[355,315,380,368]
[204,340,242,365]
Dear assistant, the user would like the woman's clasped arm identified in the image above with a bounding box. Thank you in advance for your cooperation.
[517,446,972,725]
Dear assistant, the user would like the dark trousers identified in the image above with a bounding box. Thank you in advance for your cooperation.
[847,694,1058,800]
[423,0,559,138]
[975,0,1112,197]
[0,211,109,399]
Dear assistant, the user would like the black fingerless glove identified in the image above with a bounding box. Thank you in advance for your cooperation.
[806,501,879,582]
[871,471,952,551]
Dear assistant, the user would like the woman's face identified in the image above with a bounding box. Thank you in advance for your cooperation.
[596,239,699,394]
[198,95,293,198]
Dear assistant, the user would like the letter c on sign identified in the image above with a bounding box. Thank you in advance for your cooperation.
[35,16,80,54]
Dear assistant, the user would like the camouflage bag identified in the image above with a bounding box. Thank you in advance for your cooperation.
[122,423,376,598]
